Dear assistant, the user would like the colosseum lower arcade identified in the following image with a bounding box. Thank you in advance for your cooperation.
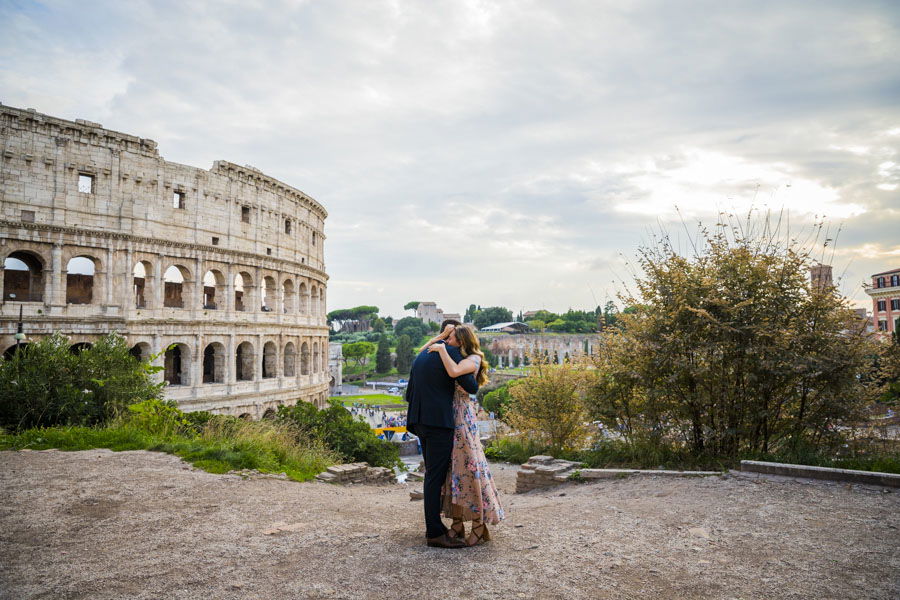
[0,104,331,418]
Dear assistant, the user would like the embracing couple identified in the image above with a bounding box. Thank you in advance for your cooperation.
[405,319,505,549]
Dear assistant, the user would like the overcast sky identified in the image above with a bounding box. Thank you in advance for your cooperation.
[2,0,898,318]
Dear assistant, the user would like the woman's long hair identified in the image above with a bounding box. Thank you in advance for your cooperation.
[455,324,489,386]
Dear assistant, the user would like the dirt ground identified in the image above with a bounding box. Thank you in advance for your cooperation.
[1,449,898,600]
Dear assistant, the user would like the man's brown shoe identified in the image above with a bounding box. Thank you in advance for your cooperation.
[426,533,467,548]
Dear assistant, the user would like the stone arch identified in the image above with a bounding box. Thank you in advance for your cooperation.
[238,413,253,420]
[261,275,276,312]
[283,341,296,377]
[311,285,319,318]
[236,341,255,381]
[298,281,308,314]
[164,342,191,385]
[3,343,30,359]
[313,341,320,373]
[282,278,295,314]
[132,261,153,309]
[202,269,225,310]
[163,264,192,308]
[300,341,310,375]
[262,407,277,420]
[66,255,98,304]
[4,250,46,302]
[203,342,226,383]
[234,271,253,312]
[129,342,151,362]
[262,341,277,378]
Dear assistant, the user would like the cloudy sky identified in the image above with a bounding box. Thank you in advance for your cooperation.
[2,0,898,318]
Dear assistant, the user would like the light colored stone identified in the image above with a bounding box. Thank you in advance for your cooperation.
[0,103,331,417]
[689,527,710,539]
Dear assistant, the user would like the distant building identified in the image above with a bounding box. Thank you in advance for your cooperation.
[522,310,540,320]
[865,267,900,335]
[479,321,530,334]
[441,312,461,323]
[416,301,445,324]
[809,263,833,290]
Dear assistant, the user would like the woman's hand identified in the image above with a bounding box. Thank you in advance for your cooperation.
[427,343,448,354]
[438,324,455,339]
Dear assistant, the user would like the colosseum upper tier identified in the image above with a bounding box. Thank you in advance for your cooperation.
[0,103,331,417]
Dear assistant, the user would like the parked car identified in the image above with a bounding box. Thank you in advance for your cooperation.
[388,387,400,394]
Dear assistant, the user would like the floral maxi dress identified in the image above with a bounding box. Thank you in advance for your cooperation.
[441,358,505,525]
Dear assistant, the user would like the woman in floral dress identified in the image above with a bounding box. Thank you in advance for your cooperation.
[426,324,504,545]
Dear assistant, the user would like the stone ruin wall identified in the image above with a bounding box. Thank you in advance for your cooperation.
[485,333,603,367]
[0,103,331,418]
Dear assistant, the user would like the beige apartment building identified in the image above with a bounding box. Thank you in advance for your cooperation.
[0,104,330,418]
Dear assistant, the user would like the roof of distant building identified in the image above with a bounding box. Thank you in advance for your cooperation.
[480,321,530,332]
[871,267,900,277]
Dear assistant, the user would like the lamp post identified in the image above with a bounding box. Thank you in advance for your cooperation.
[15,304,25,352]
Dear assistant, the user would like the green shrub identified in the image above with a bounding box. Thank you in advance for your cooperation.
[0,332,164,431]
[278,400,402,469]
[484,435,552,464]
[481,383,512,419]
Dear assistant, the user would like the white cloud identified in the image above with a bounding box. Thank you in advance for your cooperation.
[1,0,899,317]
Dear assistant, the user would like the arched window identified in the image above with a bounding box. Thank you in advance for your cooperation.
[203,342,225,383]
[236,341,254,381]
[262,341,277,378]
[284,342,296,377]
[164,343,190,385]
[283,279,295,313]
[130,342,151,362]
[163,266,188,308]
[203,270,224,309]
[261,276,275,312]
[66,256,96,304]
[298,281,308,314]
[300,342,310,375]
[4,251,44,302]
[234,272,247,311]
[312,341,320,373]
[69,342,92,354]
[133,262,150,308]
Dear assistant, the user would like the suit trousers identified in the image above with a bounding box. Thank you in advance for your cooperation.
[416,424,454,539]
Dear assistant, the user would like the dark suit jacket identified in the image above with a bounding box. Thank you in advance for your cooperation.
[405,342,479,431]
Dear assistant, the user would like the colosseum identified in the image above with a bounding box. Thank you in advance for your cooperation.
[0,103,331,418]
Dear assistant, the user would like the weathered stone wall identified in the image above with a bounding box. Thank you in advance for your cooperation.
[0,104,331,417]
[483,333,603,367]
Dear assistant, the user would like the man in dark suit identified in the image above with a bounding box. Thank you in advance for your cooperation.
[406,320,478,548]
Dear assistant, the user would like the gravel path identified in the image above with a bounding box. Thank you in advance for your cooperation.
[1,449,898,600]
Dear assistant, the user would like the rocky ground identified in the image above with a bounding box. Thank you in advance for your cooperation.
[1,449,898,600]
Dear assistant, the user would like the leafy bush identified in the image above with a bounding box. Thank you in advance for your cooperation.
[0,332,164,431]
[484,435,552,464]
[277,400,401,469]
[505,357,591,454]
[481,383,512,419]
[586,214,876,459]
[394,317,429,343]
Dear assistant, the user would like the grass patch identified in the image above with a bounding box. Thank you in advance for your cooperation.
[0,413,338,482]
[336,394,405,405]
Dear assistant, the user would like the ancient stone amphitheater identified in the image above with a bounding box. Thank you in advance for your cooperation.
[0,104,330,417]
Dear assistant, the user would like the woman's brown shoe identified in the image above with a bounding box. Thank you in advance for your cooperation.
[448,520,466,540]
[466,522,491,546]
